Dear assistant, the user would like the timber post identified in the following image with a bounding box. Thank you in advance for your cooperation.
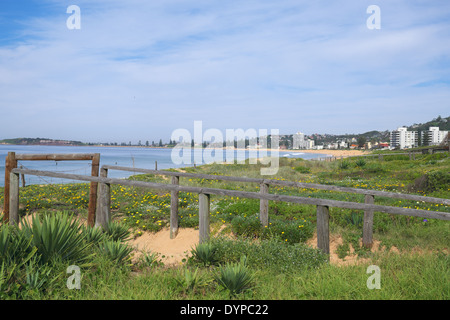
[259,182,269,227]
[88,153,100,227]
[198,193,210,243]
[95,166,111,230]
[170,175,180,239]
[9,171,20,226]
[316,205,330,257]
[363,194,375,248]
[3,152,17,223]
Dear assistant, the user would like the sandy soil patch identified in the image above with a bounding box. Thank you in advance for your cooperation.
[130,227,200,266]
[307,233,399,266]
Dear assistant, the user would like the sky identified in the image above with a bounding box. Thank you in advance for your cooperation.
[0,0,449,144]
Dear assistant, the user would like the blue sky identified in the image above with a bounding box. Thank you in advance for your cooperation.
[0,0,449,143]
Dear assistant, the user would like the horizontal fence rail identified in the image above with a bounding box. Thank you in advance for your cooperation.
[103,165,450,205]
[8,167,450,257]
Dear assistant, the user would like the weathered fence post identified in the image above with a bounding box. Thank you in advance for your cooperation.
[19,165,26,188]
[259,182,269,227]
[198,193,210,243]
[363,194,375,248]
[316,205,330,256]
[3,152,17,222]
[155,161,158,170]
[378,154,383,161]
[88,153,100,227]
[9,171,20,226]
[95,167,111,230]
[170,175,179,239]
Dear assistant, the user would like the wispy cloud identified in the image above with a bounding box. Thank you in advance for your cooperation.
[0,0,449,142]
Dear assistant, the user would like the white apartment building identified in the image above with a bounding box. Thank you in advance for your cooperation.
[390,127,418,149]
[293,132,315,149]
[422,127,449,146]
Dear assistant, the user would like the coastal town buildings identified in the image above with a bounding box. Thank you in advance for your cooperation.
[390,127,418,149]
[293,132,315,149]
[422,127,449,146]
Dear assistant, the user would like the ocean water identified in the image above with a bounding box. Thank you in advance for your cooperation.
[0,145,328,186]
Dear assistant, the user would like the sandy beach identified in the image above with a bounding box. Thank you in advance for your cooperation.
[242,148,369,158]
[292,149,369,157]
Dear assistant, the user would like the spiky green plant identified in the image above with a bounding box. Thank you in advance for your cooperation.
[20,212,93,265]
[215,256,255,297]
[190,242,218,266]
[81,225,107,244]
[97,239,133,265]
[0,224,37,267]
[105,220,131,242]
[138,251,162,268]
[175,267,211,293]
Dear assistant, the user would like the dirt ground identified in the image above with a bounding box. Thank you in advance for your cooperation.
[129,228,399,267]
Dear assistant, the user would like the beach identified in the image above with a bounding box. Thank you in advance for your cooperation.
[293,149,369,157]
[243,148,369,158]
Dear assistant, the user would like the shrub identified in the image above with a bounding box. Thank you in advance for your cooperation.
[175,267,211,293]
[262,219,314,244]
[81,225,107,244]
[0,224,37,268]
[215,256,255,297]
[409,170,450,192]
[355,158,366,168]
[97,240,133,265]
[338,160,350,170]
[138,251,162,268]
[211,237,328,272]
[294,166,311,174]
[20,212,93,265]
[231,215,262,238]
[190,242,219,267]
[105,220,131,242]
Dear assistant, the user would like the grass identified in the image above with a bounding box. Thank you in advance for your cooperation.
[0,150,449,300]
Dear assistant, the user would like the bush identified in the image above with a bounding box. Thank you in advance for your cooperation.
[81,225,107,244]
[409,170,450,192]
[211,237,328,272]
[338,160,350,170]
[175,267,211,293]
[231,215,262,238]
[262,219,314,244]
[97,240,133,265]
[355,158,366,168]
[190,242,219,267]
[20,212,93,265]
[215,256,255,297]
[294,166,311,174]
[105,220,131,242]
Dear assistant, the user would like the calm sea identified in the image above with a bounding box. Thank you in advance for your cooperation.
[0,145,328,186]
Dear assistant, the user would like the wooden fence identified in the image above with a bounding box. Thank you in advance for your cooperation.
[3,152,100,226]
[7,165,450,257]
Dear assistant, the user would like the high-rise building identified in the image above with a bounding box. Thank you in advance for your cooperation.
[421,127,449,146]
[293,132,315,149]
[390,127,418,149]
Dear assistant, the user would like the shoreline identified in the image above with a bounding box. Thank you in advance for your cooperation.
[1,143,369,157]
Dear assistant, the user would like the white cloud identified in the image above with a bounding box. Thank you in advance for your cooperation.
[0,0,449,142]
